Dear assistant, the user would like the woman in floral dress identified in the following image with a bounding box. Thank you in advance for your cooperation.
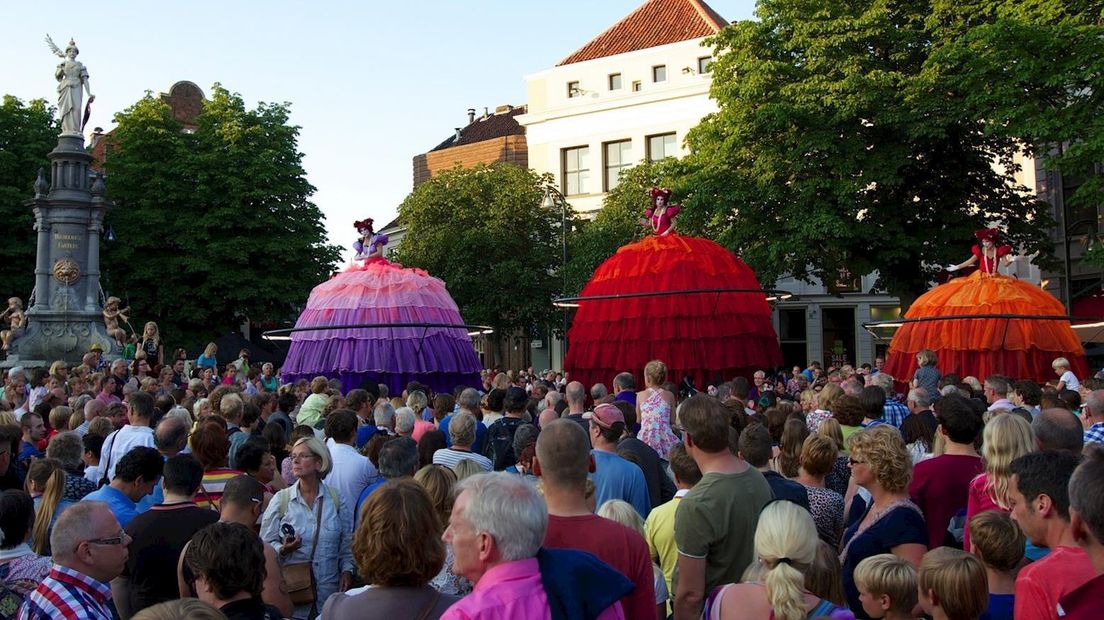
[636,360,680,460]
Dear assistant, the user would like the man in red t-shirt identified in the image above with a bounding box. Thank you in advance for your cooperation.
[909,394,984,548]
[1009,451,1094,620]
[535,419,655,620]
[1058,446,1104,618]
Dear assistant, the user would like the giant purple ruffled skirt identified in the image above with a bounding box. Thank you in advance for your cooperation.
[281,259,482,394]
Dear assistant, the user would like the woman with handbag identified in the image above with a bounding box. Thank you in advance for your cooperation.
[261,437,354,619]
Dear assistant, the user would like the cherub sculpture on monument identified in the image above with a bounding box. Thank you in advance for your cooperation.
[0,298,26,351]
[102,297,130,347]
[45,34,93,136]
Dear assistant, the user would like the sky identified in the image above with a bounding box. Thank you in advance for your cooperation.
[1,0,757,254]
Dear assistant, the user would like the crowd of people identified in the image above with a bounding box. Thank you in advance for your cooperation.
[0,342,1103,620]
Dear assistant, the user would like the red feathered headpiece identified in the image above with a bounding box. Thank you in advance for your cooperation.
[354,218,374,232]
[650,187,672,205]
[975,227,1000,243]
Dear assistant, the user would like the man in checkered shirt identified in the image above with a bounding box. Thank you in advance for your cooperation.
[1083,390,1104,445]
[17,501,128,619]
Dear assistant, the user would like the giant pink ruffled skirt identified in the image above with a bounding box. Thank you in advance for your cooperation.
[281,259,481,394]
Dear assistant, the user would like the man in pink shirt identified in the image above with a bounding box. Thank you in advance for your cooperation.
[441,472,627,620]
[1009,451,1094,620]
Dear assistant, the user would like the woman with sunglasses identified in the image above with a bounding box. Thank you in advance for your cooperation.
[838,425,927,618]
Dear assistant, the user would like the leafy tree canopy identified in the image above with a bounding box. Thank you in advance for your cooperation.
[393,163,563,337]
[0,96,57,299]
[103,84,341,349]
[924,0,1104,264]
[685,0,1060,308]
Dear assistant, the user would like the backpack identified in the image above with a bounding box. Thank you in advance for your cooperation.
[483,417,525,471]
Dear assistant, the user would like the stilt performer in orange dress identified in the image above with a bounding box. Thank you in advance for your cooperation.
[884,228,1087,384]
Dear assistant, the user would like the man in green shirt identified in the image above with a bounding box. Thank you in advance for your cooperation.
[673,395,772,619]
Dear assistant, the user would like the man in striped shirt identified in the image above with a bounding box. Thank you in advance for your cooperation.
[18,501,128,619]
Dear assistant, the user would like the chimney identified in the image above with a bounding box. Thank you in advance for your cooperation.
[467,108,475,124]
[90,127,104,149]
[454,128,462,142]
[483,107,489,119]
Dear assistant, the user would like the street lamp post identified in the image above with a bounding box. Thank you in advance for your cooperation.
[543,186,569,370]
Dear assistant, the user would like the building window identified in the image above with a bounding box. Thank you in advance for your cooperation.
[562,146,590,196]
[632,80,642,92]
[603,140,632,191]
[652,65,667,82]
[779,308,807,369]
[608,73,622,90]
[698,56,712,74]
[647,133,676,162]
[567,81,580,98]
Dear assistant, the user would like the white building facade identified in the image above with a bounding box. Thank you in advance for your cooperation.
[519,39,718,214]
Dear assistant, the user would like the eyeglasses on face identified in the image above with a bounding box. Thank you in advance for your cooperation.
[290,453,318,462]
[85,531,130,546]
[848,457,866,466]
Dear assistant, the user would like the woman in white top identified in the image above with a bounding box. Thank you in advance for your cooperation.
[260,437,353,619]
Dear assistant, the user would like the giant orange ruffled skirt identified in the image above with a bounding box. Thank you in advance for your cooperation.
[564,234,782,391]
[885,271,1087,384]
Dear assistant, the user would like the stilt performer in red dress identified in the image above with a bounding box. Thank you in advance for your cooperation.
[884,228,1087,384]
[563,188,782,391]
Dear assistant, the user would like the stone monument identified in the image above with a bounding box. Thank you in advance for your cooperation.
[1,37,117,367]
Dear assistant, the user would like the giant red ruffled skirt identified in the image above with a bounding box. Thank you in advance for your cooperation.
[564,234,781,391]
[885,271,1087,385]
[281,259,482,395]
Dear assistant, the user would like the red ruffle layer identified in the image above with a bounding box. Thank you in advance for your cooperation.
[564,234,781,390]
[885,271,1088,384]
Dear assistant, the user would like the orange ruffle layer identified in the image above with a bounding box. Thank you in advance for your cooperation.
[885,272,1087,384]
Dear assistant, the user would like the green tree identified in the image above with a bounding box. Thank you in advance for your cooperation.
[0,96,58,298]
[564,159,689,295]
[103,85,340,349]
[686,0,1055,309]
[393,163,563,356]
[924,1,1104,264]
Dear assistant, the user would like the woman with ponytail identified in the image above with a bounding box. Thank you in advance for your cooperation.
[25,458,71,555]
[703,500,854,619]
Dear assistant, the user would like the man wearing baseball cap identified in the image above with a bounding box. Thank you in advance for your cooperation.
[584,403,650,518]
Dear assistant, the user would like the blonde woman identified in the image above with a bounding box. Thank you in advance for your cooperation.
[414,464,472,597]
[963,413,1034,550]
[405,390,434,441]
[704,501,849,619]
[636,360,679,460]
[839,426,927,613]
[295,376,329,428]
[806,382,844,432]
[598,499,668,620]
[196,342,218,370]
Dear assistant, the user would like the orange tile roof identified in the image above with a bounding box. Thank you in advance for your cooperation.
[557,0,728,66]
